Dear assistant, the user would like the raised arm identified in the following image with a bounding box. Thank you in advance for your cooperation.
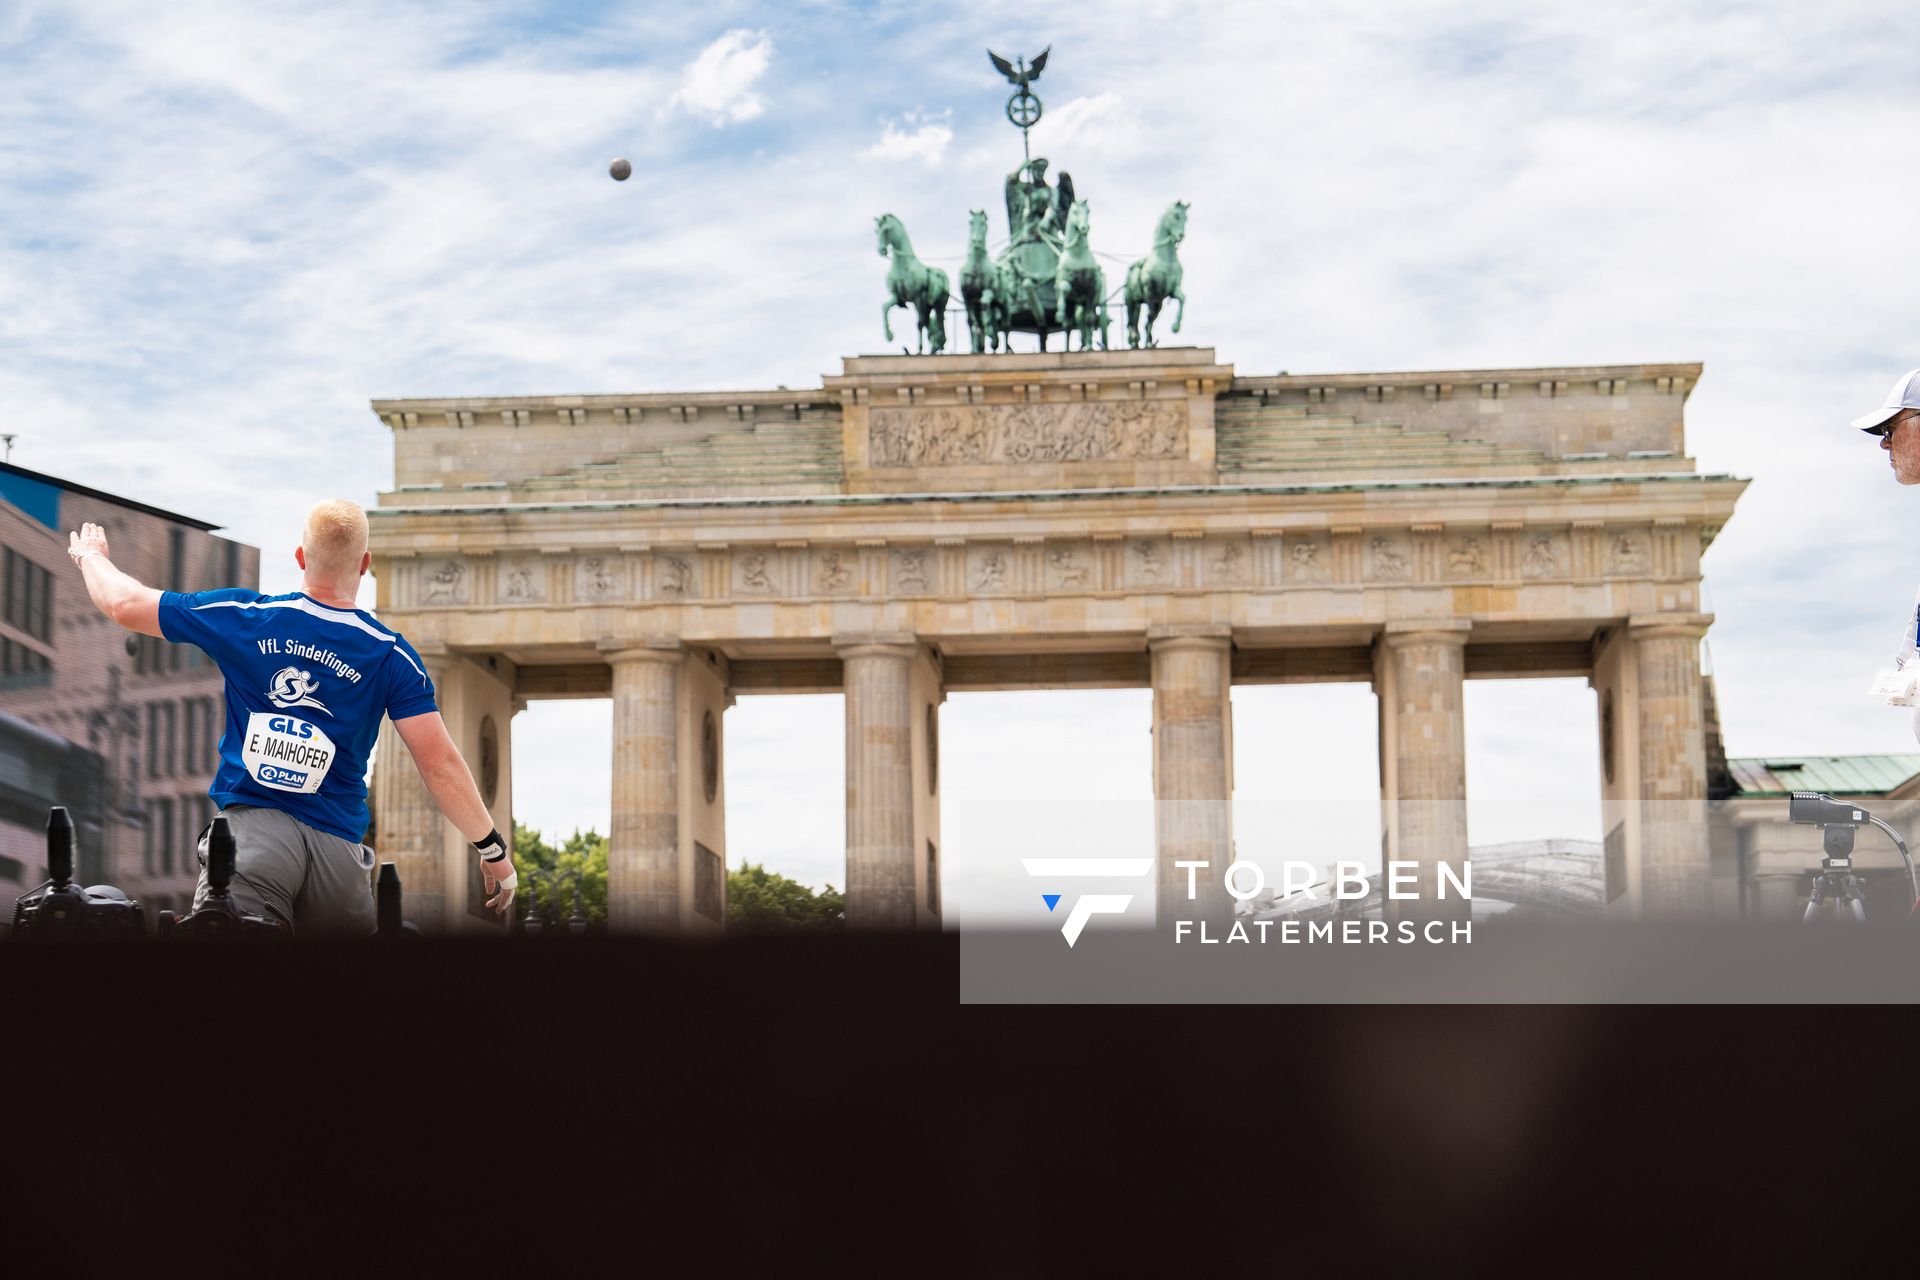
[390,709,518,914]
[68,522,162,637]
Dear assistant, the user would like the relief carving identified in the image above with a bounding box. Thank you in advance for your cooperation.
[1048,547,1090,589]
[1523,533,1561,577]
[1289,540,1328,581]
[422,560,467,605]
[895,549,928,591]
[972,551,1008,591]
[740,552,772,593]
[1132,541,1164,581]
[1369,537,1409,580]
[1447,538,1486,576]
[1210,542,1244,583]
[817,551,852,592]
[578,556,621,602]
[868,400,1187,468]
[657,556,693,597]
[1610,533,1649,574]
[501,560,544,603]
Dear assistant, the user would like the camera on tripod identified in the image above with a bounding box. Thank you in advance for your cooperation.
[156,814,286,938]
[10,807,147,940]
[1787,791,1919,922]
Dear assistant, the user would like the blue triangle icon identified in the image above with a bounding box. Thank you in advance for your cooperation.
[1042,894,1062,912]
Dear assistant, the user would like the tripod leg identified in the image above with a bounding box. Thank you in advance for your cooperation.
[1850,898,1868,924]
[1802,876,1825,922]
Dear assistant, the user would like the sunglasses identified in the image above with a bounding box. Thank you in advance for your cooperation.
[1867,409,1919,438]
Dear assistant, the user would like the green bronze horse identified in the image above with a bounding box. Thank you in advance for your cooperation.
[875,212,950,355]
[1124,200,1188,349]
[959,209,1007,355]
[1053,199,1108,352]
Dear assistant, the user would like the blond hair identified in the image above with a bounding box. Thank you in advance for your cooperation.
[301,499,369,582]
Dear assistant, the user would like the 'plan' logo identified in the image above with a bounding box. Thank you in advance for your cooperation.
[1020,858,1154,947]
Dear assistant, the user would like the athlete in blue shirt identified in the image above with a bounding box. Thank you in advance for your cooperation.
[68,500,514,933]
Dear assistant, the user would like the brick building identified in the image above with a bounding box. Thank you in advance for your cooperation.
[0,462,259,914]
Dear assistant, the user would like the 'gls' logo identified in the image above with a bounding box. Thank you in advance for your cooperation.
[266,666,328,713]
[1020,858,1154,947]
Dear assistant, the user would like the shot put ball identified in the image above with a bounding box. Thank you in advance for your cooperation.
[610,158,632,181]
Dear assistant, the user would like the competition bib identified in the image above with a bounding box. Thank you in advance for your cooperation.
[241,712,337,794]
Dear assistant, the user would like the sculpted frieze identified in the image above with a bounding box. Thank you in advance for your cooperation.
[868,400,1188,468]
[970,549,1010,592]
[1047,546,1091,590]
[1127,538,1169,588]
[1287,537,1329,582]
[816,550,854,593]
[1610,532,1649,574]
[1523,532,1563,578]
[656,555,694,597]
[1447,537,1486,577]
[499,559,545,603]
[894,549,929,593]
[1209,540,1246,584]
[1368,536,1410,581]
[576,555,625,603]
[421,559,467,606]
[738,552,773,594]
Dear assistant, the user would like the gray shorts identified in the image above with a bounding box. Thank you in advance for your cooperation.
[193,803,378,938]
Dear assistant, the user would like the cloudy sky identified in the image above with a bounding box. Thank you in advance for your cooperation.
[4,1,1917,920]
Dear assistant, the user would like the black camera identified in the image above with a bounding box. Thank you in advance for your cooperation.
[376,862,423,939]
[1785,790,1920,921]
[156,815,286,939]
[1788,792,1870,827]
[10,807,147,940]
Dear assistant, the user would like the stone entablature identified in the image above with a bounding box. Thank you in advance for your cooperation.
[369,474,1738,657]
[1226,363,1697,461]
[378,510,1716,606]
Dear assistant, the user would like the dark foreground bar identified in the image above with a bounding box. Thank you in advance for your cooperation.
[1,933,1914,1272]
[964,920,1920,1002]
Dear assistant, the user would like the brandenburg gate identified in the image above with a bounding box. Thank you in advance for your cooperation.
[365,348,1744,932]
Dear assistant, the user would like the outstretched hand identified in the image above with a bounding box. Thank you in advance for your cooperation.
[475,828,515,917]
[483,862,518,916]
[68,521,109,566]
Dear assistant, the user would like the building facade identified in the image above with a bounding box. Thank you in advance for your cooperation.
[366,348,1746,932]
[0,463,259,914]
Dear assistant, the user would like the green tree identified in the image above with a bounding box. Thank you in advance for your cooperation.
[512,821,608,930]
[727,862,846,932]
[511,827,842,933]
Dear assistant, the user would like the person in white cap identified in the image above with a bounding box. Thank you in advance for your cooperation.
[1857,368,1920,483]
[1861,371,1920,729]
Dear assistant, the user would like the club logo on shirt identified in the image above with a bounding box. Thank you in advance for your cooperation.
[266,665,328,713]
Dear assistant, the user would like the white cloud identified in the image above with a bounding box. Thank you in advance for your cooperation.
[860,110,953,167]
[1030,92,1134,154]
[669,28,772,124]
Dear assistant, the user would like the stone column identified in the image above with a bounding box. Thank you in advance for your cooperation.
[1149,627,1234,927]
[604,641,683,932]
[1630,615,1711,915]
[839,635,918,929]
[1375,620,1471,921]
[425,652,518,931]
[909,648,945,928]
[373,708,445,932]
